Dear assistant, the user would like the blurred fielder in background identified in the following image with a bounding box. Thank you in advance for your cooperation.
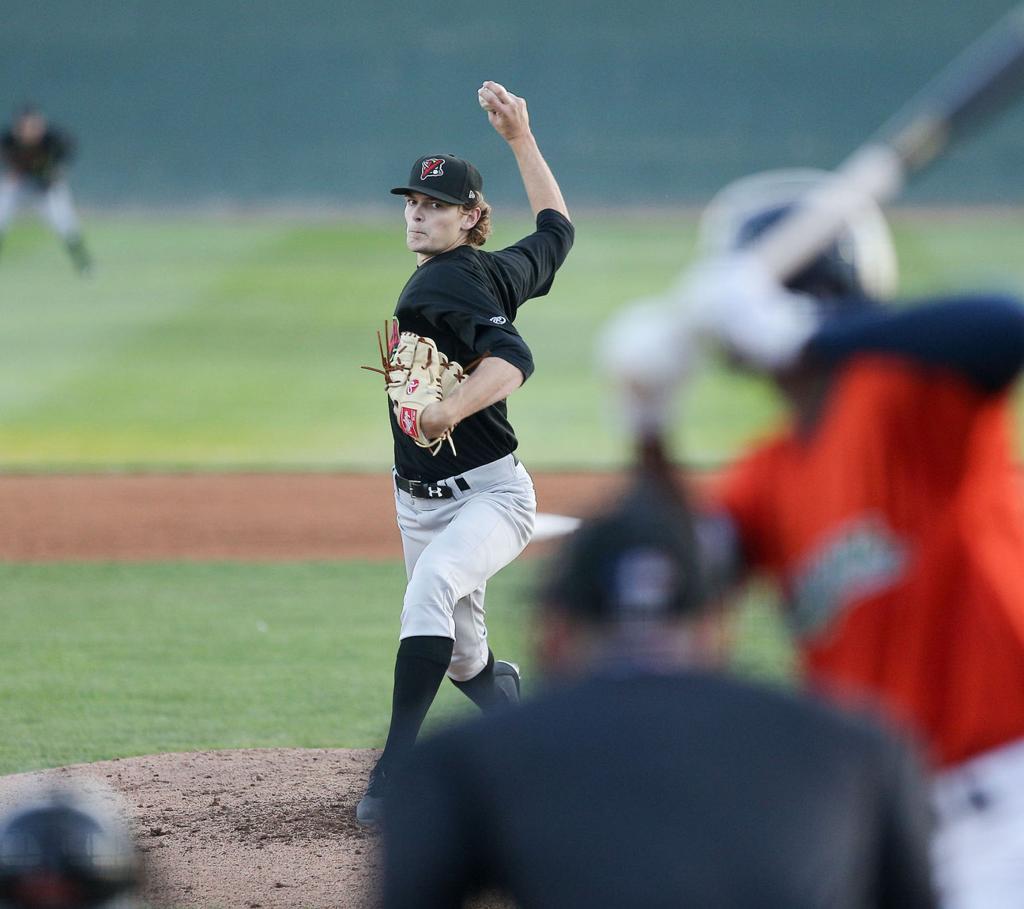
[384,478,936,908]
[606,168,1024,907]
[1,105,92,275]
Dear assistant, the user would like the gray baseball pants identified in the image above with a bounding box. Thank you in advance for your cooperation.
[394,453,536,681]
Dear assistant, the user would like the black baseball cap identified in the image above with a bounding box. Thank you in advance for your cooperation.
[540,479,705,625]
[390,154,483,206]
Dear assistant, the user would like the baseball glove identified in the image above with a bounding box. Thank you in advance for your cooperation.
[363,321,467,456]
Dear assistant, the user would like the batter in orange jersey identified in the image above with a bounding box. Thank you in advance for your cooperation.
[712,353,1024,769]
[641,168,1024,907]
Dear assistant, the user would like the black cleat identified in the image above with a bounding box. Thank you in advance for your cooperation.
[356,761,389,829]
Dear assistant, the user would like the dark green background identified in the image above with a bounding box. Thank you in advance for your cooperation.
[3,1,1023,206]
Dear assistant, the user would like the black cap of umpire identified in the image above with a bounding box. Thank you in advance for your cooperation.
[541,478,705,625]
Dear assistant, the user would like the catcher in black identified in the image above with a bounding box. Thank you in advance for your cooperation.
[356,80,573,827]
[383,479,938,908]
[0,106,92,274]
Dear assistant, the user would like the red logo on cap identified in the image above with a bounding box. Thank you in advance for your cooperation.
[399,406,419,438]
[420,158,445,179]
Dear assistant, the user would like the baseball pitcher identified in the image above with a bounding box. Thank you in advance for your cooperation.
[357,81,574,827]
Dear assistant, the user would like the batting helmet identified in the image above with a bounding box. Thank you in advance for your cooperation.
[0,790,140,909]
[697,169,898,302]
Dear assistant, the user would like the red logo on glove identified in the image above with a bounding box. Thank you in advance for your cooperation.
[406,378,419,394]
[399,406,418,438]
[420,158,445,179]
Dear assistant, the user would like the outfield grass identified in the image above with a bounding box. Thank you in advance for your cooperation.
[2,211,1023,469]
[0,559,792,775]
[1,210,1020,775]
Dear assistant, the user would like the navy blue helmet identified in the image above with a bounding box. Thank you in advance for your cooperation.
[698,169,898,302]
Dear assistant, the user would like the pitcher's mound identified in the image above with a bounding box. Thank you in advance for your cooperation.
[0,748,396,908]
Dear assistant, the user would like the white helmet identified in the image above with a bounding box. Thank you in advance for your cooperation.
[697,168,898,301]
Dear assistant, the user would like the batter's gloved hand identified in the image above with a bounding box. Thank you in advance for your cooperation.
[363,322,467,455]
[681,254,821,371]
[599,253,819,437]
[598,296,701,438]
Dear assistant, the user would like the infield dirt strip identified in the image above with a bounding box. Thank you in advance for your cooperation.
[0,471,625,561]
[0,470,626,908]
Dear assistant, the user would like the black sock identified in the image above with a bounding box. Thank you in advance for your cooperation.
[65,235,91,273]
[451,650,503,712]
[377,635,454,773]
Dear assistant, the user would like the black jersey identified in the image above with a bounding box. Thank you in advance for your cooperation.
[1,128,74,188]
[385,670,937,909]
[391,208,574,481]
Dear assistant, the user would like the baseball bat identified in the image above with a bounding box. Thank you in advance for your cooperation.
[752,3,1024,284]
[630,4,1024,486]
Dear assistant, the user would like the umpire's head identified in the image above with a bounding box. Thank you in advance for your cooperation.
[537,476,716,676]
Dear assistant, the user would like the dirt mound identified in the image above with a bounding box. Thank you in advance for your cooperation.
[0,748,512,908]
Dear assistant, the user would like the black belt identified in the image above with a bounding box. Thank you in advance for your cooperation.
[395,474,471,499]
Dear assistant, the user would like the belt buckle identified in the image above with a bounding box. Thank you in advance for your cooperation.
[407,479,446,499]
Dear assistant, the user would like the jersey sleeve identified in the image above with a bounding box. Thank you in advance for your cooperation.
[441,307,535,381]
[806,294,1024,393]
[709,444,785,571]
[0,131,14,166]
[489,209,575,306]
[413,261,536,381]
[51,129,75,164]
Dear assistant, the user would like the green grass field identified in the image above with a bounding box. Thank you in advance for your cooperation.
[0,560,791,775]
[3,210,1023,470]
[0,210,1021,775]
